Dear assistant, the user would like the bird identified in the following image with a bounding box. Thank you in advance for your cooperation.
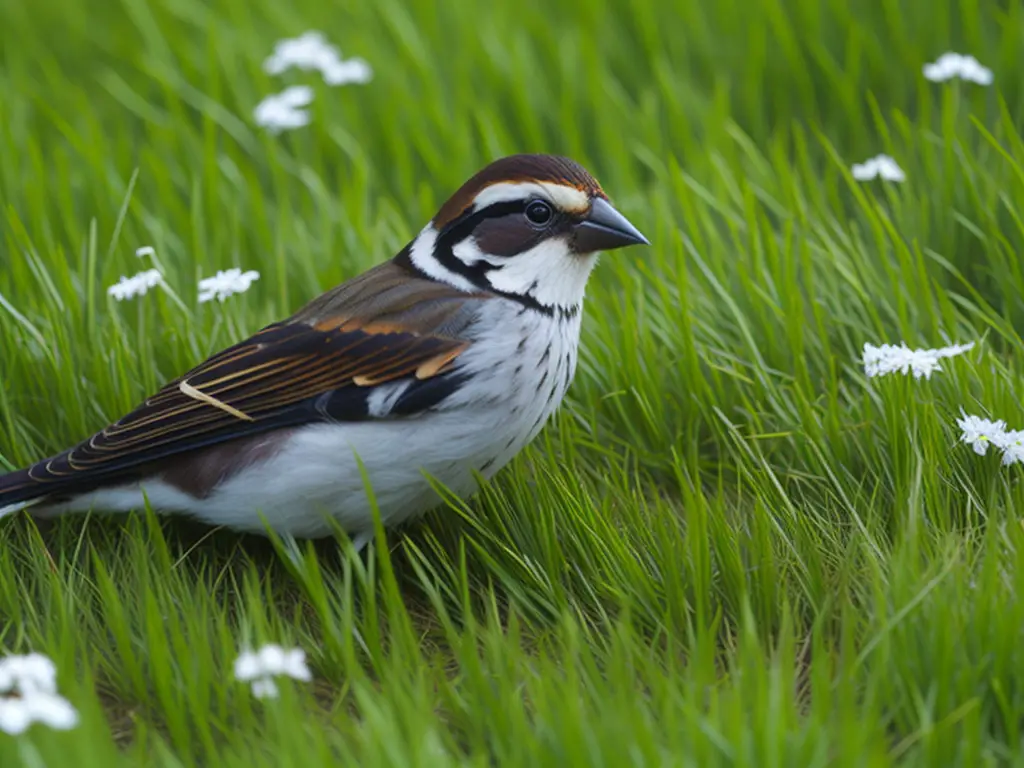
[0,154,648,547]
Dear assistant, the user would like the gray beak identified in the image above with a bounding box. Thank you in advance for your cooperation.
[572,197,650,253]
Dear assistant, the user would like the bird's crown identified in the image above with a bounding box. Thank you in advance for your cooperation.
[432,154,607,228]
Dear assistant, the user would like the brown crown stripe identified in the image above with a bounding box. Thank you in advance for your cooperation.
[432,154,607,229]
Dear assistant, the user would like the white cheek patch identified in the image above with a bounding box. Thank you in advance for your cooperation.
[472,182,589,214]
[408,224,477,292]
[484,238,598,309]
[452,238,503,268]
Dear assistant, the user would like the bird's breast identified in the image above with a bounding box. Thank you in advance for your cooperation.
[437,300,582,472]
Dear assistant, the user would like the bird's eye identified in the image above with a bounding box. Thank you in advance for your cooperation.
[525,199,554,227]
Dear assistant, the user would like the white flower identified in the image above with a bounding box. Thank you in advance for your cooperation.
[322,57,373,86]
[0,692,78,735]
[956,412,1007,456]
[135,246,155,258]
[998,430,1024,466]
[923,52,993,85]
[253,85,314,133]
[851,155,906,182]
[956,413,1024,466]
[234,644,310,681]
[234,644,311,699]
[197,268,260,303]
[264,31,337,75]
[263,31,373,86]
[862,341,974,380]
[0,653,56,696]
[106,268,163,301]
[0,653,78,734]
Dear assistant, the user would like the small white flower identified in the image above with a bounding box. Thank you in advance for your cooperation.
[923,52,993,85]
[863,341,973,380]
[258,645,288,676]
[0,653,57,696]
[233,644,310,680]
[198,268,260,303]
[106,268,163,301]
[322,57,373,86]
[0,653,78,734]
[233,652,261,682]
[135,246,155,258]
[264,31,337,75]
[253,85,314,133]
[994,428,1023,449]
[998,430,1024,466]
[956,412,1006,456]
[263,31,373,86]
[270,84,314,109]
[234,644,311,699]
[851,155,906,182]
[956,413,1024,466]
[0,692,78,734]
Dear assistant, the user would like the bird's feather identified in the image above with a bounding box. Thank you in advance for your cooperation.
[0,260,486,505]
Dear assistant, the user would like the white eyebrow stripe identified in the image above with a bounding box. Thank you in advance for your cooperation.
[471,181,590,213]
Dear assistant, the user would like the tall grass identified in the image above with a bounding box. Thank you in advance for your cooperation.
[2,0,1024,763]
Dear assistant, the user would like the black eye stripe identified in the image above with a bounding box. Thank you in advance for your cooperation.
[473,214,546,257]
[428,198,573,315]
[443,200,527,242]
[430,203,522,291]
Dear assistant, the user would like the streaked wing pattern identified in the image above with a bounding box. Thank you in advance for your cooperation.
[4,318,469,497]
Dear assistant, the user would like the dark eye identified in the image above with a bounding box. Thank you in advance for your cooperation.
[525,199,554,227]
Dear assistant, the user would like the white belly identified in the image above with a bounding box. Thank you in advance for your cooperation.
[47,302,580,538]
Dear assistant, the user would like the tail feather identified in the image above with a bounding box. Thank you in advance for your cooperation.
[0,466,54,517]
[1,449,145,520]
[0,499,40,518]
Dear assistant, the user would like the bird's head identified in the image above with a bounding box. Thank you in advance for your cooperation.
[403,154,648,314]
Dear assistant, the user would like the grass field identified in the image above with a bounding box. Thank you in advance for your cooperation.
[2,0,1024,764]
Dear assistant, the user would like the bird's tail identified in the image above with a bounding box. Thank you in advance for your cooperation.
[0,499,41,518]
[0,466,53,519]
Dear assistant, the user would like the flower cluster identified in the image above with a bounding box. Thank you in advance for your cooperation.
[0,653,78,735]
[254,85,314,134]
[862,341,974,380]
[255,31,372,132]
[851,154,905,182]
[263,31,372,86]
[234,644,311,699]
[198,268,261,303]
[923,52,993,85]
[863,345,1024,469]
[957,412,1024,466]
[107,268,163,301]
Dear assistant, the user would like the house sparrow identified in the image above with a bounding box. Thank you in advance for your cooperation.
[0,154,648,546]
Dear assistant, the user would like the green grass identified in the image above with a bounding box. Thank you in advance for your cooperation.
[1,0,1024,763]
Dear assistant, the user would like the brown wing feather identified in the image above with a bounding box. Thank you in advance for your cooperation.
[63,322,469,466]
[0,260,486,500]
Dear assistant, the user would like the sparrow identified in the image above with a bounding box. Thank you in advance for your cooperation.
[0,154,648,546]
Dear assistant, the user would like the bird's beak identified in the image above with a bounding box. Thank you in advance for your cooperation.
[572,197,650,253]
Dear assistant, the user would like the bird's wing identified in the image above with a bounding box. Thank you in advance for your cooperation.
[1,260,485,499]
